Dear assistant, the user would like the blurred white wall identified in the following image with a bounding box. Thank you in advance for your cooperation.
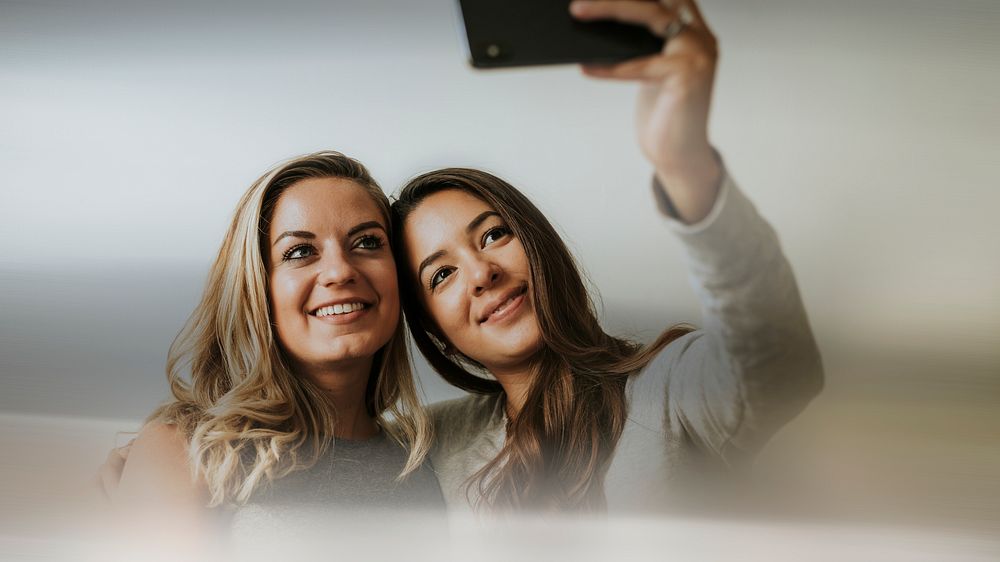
[1,0,998,551]
[2,0,996,415]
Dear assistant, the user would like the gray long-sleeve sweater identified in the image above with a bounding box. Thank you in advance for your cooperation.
[426,173,824,514]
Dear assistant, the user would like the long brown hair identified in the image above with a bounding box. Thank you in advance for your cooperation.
[151,151,431,506]
[392,168,690,511]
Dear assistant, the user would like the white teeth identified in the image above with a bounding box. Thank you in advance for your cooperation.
[488,294,520,320]
[494,297,514,315]
[315,303,365,317]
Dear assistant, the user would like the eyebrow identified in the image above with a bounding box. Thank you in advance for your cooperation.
[272,230,315,246]
[416,210,501,281]
[466,210,499,234]
[417,250,446,283]
[271,221,386,247]
[347,221,386,237]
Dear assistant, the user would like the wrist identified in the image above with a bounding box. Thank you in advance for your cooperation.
[653,148,724,224]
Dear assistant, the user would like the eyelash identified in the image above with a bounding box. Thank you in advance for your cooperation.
[427,225,512,291]
[280,234,385,262]
[428,267,454,291]
[354,234,386,251]
[482,225,511,246]
[282,244,315,261]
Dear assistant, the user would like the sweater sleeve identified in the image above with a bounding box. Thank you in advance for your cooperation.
[651,171,824,466]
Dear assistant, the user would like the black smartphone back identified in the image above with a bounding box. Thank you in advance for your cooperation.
[457,0,665,68]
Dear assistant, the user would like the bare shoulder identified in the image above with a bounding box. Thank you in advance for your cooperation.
[133,421,187,451]
[117,421,207,507]
[128,422,190,471]
[113,422,221,552]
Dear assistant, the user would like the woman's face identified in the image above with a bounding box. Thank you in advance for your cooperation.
[402,189,543,376]
[267,178,399,374]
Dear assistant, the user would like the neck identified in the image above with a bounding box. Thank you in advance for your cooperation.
[491,365,535,418]
[297,356,379,440]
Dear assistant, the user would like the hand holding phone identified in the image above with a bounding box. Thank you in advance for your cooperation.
[573,0,723,223]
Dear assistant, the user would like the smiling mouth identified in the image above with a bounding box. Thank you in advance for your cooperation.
[311,302,370,317]
[480,285,528,325]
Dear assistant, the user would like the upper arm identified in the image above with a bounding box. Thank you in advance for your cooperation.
[654,173,823,463]
[629,331,744,459]
[661,332,748,460]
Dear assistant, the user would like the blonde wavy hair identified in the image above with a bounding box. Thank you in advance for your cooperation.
[149,151,431,507]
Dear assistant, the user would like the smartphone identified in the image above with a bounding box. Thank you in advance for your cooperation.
[457,0,665,69]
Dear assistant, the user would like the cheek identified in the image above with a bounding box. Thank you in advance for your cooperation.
[509,239,531,272]
[367,260,400,315]
[270,274,295,312]
[431,291,468,339]
[269,272,306,337]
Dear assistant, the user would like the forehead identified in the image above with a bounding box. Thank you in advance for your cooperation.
[269,178,384,234]
[403,189,494,257]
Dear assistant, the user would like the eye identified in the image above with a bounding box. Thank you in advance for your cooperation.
[282,244,316,261]
[354,234,385,251]
[429,267,455,290]
[482,225,511,247]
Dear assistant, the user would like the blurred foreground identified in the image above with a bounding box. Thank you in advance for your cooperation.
[2,351,997,561]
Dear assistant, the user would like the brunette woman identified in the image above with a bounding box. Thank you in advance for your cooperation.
[391,0,823,512]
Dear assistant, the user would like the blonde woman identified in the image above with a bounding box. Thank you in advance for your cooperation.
[112,153,442,551]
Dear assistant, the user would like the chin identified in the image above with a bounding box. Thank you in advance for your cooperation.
[308,336,380,364]
[492,333,545,369]
[514,319,544,353]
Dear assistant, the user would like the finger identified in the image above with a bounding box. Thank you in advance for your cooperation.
[583,53,707,80]
[677,0,711,32]
[581,53,688,81]
[570,1,679,37]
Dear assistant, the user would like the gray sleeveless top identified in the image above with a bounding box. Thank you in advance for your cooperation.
[229,433,446,552]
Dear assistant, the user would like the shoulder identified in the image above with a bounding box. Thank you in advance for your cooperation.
[626,330,715,425]
[134,421,187,448]
[117,422,207,506]
[428,393,499,428]
[425,394,505,507]
[630,329,708,390]
[427,393,502,451]
[112,422,222,551]
[126,422,189,468]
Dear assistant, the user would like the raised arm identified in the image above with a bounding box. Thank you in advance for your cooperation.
[572,0,823,462]
[570,0,722,222]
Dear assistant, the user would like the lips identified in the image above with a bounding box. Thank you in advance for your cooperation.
[478,284,528,324]
[309,299,372,317]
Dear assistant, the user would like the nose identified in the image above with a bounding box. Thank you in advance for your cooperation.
[469,255,501,297]
[317,249,358,286]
